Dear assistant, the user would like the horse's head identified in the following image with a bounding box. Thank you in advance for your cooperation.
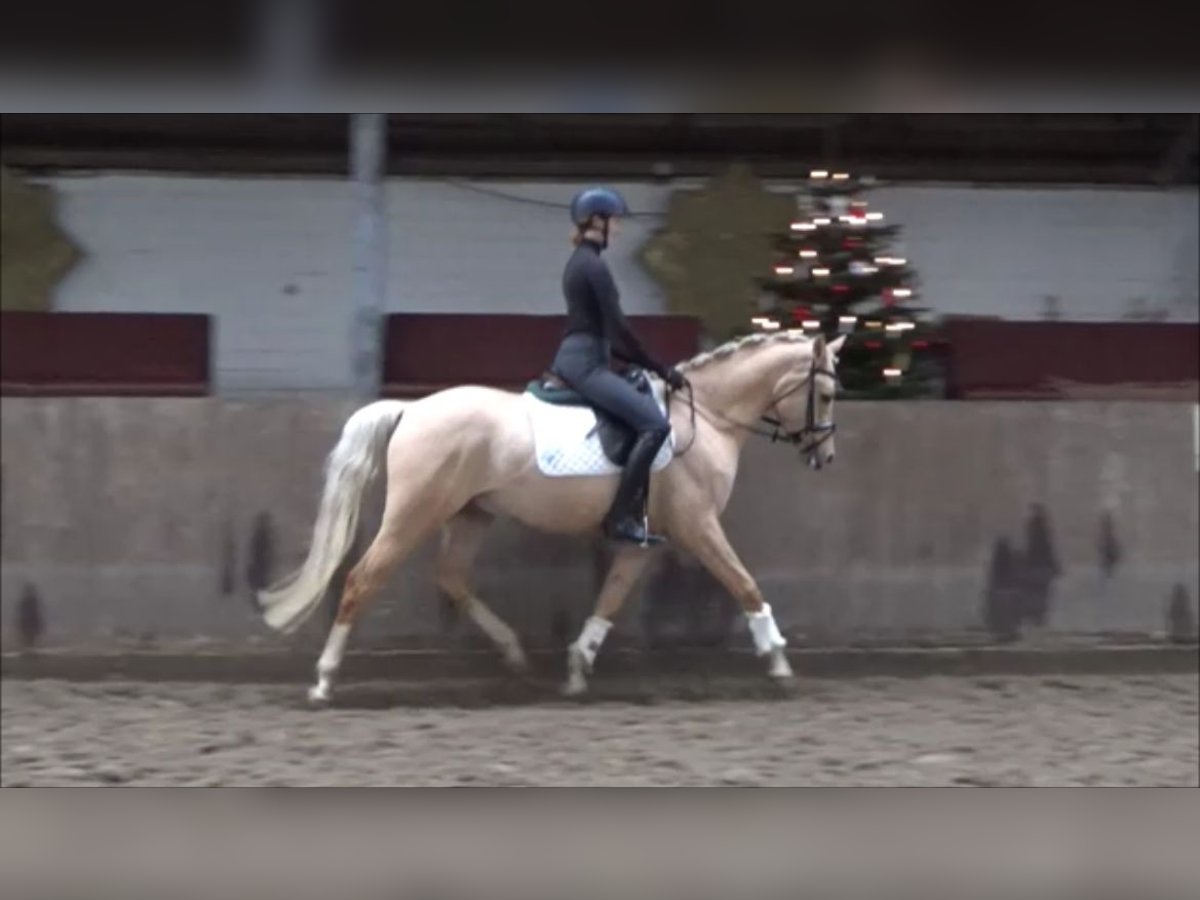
[771,333,844,470]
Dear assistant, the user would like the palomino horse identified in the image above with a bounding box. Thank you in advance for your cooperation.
[258,330,844,702]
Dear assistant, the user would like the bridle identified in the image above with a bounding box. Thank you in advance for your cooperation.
[670,352,839,467]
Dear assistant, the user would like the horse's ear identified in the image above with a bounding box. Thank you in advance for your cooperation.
[811,334,826,357]
[828,335,847,357]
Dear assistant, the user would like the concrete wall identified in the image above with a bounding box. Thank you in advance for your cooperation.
[43,173,1200,392]
[3,397,1197,654]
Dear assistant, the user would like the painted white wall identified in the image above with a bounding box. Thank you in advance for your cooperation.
[870,184,1199,323]
[45,173,1199,392]
[378,179,669,316]
[48,174,357,392]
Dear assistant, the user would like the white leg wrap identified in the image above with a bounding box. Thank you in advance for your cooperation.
[574,616,612,668]
[747,603,786,656]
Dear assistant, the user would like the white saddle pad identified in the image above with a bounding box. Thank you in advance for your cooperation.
[522,390,675,478]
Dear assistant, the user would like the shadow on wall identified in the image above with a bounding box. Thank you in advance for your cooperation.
[15,583,45,650]
[983,503,1062,642]
[1167,584,1198,644]
[244,512,275,607]
[1098,509,1124,579]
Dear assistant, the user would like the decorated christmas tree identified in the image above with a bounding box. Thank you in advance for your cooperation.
[754,171,940,398]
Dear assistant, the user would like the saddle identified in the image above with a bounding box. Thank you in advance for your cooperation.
[524,367,654,467]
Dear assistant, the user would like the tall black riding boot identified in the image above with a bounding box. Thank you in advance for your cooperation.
[603,429,669,546]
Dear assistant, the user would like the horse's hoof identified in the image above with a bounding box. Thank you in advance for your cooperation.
[766,665,796,699]
[307,685,331,706]
[767,649,794,681]
[503,648,531,675]
[561,676,588,698]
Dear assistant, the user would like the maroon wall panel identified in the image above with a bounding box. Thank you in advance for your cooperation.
[382,314,702,393]
[943,319,1199,400]
[1,312,211,396]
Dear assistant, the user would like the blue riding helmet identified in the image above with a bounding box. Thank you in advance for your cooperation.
[569,186,630,226]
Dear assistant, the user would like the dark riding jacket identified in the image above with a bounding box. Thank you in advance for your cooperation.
[560,238,666,377]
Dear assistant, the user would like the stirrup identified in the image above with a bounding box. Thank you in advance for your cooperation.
[605,512,666,547]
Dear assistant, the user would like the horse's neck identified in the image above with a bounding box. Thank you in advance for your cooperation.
[691,345,800,436]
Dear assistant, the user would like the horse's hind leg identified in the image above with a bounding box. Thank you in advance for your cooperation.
[310,490,444,704]
[435,507,527,673]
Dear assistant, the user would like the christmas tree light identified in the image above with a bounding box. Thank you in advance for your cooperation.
[754,168,938,398]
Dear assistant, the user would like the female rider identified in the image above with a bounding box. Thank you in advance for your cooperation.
[549,186,686,546]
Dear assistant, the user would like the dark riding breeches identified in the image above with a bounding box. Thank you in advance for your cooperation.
[552,332,672,541]
[551,333,670,439]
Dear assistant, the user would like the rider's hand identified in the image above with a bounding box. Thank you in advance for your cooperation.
[664,367,686,391]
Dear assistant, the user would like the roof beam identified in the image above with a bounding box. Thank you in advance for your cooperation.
[1155,116,1200,184]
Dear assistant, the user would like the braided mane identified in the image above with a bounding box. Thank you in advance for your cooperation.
[677,330,816,373]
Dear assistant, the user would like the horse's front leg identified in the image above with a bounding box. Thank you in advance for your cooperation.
[675,516,792,680]
[563,545,654,696]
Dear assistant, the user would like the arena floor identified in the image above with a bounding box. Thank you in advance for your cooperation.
[3,672,1196,786]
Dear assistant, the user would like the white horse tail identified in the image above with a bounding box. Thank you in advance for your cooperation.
[258,399,407,634]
